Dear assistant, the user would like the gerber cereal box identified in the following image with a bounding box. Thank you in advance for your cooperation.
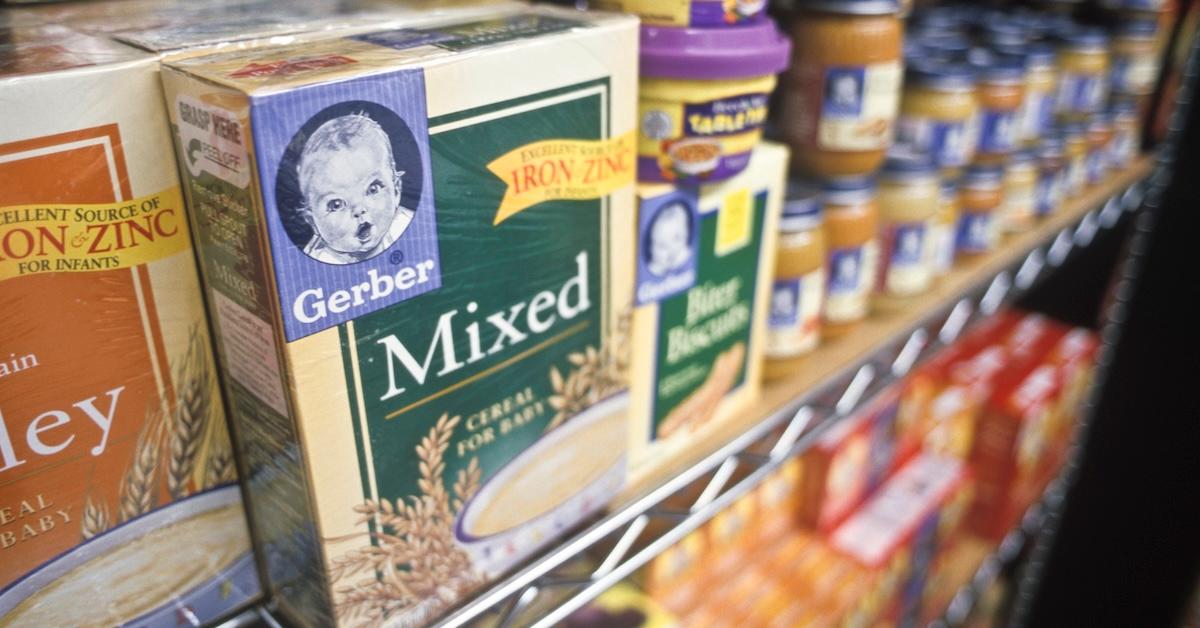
[626,143,785,492]
[0,30,260,627]
[161,9,637,626]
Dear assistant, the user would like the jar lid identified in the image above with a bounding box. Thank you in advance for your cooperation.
[1117,19,1160,37]
[1038,137,1065,159]
[1009,149,1037,167]
[994,42,1056,67]
[984,22,1029,48]
[962,164,1003,189]
[1060,121,1088,138]
[789,0,900,15]
[906,59,976,90]
[783,183,823,230]
[939,176,959,197]
[1109,99,1139,116]
[921,34,972,62]
[822,176,877,205]
[640,20,791,79]
[881,145,939,180]
[1102,0,1167,11]
[969,52,1026,83]
[1058,28,1110,50]
[909,11,966,35]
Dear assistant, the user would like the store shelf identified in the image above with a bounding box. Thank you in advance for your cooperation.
[421,155,1154,628]
[210,157,1151,628]
[931,473,1070,628]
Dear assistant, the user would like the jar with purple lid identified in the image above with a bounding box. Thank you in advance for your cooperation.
[594,0,766,27]
[638,20,791,183]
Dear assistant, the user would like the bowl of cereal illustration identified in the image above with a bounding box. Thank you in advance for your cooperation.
[454,394,628,576]
[668,139,724,176]
[0,486,259,628]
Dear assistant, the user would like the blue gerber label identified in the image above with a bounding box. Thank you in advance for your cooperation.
[828,246,866,294]
[957,212,994,253]
[770,278,802,328]
[978,108,1018,153]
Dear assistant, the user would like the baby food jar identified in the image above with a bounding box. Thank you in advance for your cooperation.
[1002,44,1059,147]
[1109,100,1139,169]
[1086,113,1114,185]
[957,165,1003,255]
[765,186,827,379]
[874,149,938,308]
[638,21,791,184]
[780,0,903,178]
[821,177,880,336]
[920,33,972,64]
[1111,19,1161,97]
[1061,122,1089,194]
[596,0,766,27]
[1055,29,1111,121]
[971,56,1026,164]
[1036,136,1067,217]
[1001,150,1039,233]
[898,61,979,174]
[932,177,961,276]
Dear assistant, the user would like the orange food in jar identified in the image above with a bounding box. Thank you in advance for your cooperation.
[972,55,1026,164]
[898,61,979,172]
[1056,29,1111,122]
[820,177,879,336]
[1086,113,1114,185]
[1061,122,1089,194]
[957,165,1003,255]
[1001,150,1038,233]
[765,187,827,379]
[779,0,903,177]
[874,149,939,310]
[932,177,960,277]
[1108,100,1139,169]
[1111,19,1161,97]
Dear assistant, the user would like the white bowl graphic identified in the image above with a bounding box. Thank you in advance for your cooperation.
[0,485,258,627]
[455,393,628,577]
[668,138,723,176]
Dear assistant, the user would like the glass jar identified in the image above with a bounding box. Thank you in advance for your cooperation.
[1109,100,1139,169]
[874,149,939,308]
[1036,136,1067,217]
[1002,150,1039,233]
[1111,19,1162,97]
[765,186,827,378]
[1061,122,1089,194]
[898,61,978,174]
[1086,113,1114,185]
[781,0,903,177]
[932,177,961,276]
[1001,44,1058,147]
[972,56,1026,163]
[957,165,1003,255]
[1056,29,1111,122]
[821,177,879,336]
[920,33,972,64]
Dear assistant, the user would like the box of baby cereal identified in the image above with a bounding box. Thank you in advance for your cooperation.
[625,142,785,494]
[0,28,261,627]
[160,8,637,626]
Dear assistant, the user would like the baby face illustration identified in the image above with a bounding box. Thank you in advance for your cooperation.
[833,74,859,107]
[838,254,859,284]
[647,203,692,276]
[772,287,795,317]
[299,116,402,260]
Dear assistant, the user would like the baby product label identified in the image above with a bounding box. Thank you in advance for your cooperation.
[1086,149,1108,184]
[1110,128,1135,167]
[766,268,823,358]
[977,109,1018,154]
[1002,185,1036,231]
[817,62,902,151]
[1111,54,1158,95]
[897,116,972,168]
[638,91,768,183]
[879,222,931,297]
[0,187,187,280]
[636,188,699,305]
[931,221,956,274]
[1057,73,1107,114]
[252,69,441,341]
[957,212,995,253]
[650,192,763,440]
[1035,171,1062,216]
[824,242,878,323]
[1067,156,1087,193]
[176,95,251,188]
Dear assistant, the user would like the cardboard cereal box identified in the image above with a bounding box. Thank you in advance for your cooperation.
[0,28,260,627]
[626,142,786,493]
[160,9,637,626]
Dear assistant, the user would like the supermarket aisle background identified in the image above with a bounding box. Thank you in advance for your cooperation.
[1025,44,1200,627]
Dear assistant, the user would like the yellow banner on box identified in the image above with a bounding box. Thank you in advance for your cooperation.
[0,187,189,281]
[488,131,636,225]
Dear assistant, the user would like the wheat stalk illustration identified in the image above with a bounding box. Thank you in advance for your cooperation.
[330,414,484,625]
[168,330,213,499]
[119,407,166,523]
[81,495,111,540]
[546,308,632,431]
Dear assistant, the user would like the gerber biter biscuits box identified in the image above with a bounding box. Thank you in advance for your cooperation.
[0,30,260,627]
[626,143,785,492]
[162,9,637,626]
